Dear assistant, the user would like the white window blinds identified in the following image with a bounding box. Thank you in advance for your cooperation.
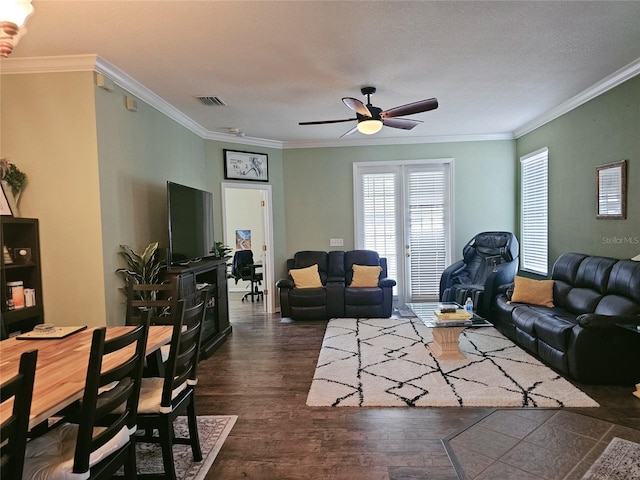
[361,172,398,286]
[520,148,549,275]
[408,168,447,297]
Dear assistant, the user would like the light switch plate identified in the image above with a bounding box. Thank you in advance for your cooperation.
[330,238,344,247]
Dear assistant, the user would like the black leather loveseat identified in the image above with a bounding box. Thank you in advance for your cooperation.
[276,250,396,320]
[491,252,640,385]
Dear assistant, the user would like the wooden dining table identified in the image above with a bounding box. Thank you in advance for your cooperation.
[0,325,173,429]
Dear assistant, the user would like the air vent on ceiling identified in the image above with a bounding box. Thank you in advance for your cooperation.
[195,96,226,106]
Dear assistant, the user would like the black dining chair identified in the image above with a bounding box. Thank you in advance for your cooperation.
[0,349,37,480]
[22,317,150,480]
[134,291,208,480]
[126,272,198,375]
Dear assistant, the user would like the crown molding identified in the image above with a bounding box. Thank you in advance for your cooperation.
[514,57,640,138]
[3,54,637,149]
[282,132,514,149]
[201,130,283,149]
[0,54,99,73]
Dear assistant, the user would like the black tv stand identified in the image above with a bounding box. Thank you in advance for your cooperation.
[165,257,230,358]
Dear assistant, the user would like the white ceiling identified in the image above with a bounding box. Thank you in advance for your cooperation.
[5,1,640,147]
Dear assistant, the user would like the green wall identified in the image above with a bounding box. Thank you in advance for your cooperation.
[282,141,517,263]
[95,87,287,323]
[516,75,640,270]
[94,82,208,325]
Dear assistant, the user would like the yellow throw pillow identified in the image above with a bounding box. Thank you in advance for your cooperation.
[289,264,323,289]
[510,276,554,307]
[350,264,382,288]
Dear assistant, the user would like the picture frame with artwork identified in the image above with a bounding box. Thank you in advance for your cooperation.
[224,149,268,182]
[596,159,627,219]
[0,181,14,216]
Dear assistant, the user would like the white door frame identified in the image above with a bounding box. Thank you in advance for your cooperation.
[221,182,275,314]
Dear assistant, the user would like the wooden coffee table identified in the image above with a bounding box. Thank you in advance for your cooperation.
[407,302,492,360]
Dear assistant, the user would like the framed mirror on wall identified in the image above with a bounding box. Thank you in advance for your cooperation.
[596,160,627,219]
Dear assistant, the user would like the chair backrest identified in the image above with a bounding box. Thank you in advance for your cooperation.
[0,349,37,480]
[461,232,519,284]
[160,291,208,409]
[72,317,150,474]
[125,272,197,325]
[344,250,383,285]
[231,250,255,280]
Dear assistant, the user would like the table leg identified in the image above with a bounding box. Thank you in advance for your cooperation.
[429,327,466,360]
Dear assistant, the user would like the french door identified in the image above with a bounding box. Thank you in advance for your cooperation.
[354,159,453,305]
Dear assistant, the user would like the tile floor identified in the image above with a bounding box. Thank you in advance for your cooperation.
[443,408,640,480]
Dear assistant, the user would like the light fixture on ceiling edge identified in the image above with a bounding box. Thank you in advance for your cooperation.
[0,0,34,58]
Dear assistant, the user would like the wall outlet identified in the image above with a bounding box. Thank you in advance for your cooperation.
[330,238,344,247]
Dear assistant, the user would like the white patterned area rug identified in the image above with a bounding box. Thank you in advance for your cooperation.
[582,437,640,480]
[135,415,237,480]
[307,318,599,408]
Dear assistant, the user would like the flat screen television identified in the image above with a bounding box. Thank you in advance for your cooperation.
[167,181,215,266]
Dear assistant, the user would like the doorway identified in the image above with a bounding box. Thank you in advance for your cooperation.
[354,159,453,307]
[221,183,275,314]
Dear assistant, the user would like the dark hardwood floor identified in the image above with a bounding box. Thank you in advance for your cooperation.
[197,293,640,480]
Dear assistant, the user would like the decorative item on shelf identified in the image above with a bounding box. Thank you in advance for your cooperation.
[212,241,232,260]
[0,0,34,57]
[115,241,166,299]
[3,245,13,264]
[0,158,27,216]
[13,247,31,264]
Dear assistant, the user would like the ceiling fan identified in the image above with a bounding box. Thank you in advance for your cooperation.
[299,86,438,137]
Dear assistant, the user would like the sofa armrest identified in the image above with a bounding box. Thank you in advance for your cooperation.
[276,278,295,289]
[379,277,396,288]
[577,313,640,330]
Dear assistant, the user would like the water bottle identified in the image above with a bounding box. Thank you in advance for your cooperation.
[464,297,474,315]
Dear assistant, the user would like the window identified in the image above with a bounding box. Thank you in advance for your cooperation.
[520,148,548,275]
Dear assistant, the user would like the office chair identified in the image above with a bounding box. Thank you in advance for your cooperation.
[231,250,263,302]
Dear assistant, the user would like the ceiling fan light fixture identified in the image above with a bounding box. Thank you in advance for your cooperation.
[357,119,383,135]
[0,0,34,57]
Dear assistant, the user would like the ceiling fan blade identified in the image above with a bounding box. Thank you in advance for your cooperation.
[342,97,372,117]
[381,98,438,118]
[299,118,357,125]
[382,117,422,130]
[340,126,359,138]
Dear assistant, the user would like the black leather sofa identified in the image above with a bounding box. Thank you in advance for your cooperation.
[276,250,396,320]
[491,252,640,385]
[440,231,519,317]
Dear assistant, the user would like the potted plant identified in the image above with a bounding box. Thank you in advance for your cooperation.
[115,242,166,313]
[0,158,27,215]
[212,241,232,260]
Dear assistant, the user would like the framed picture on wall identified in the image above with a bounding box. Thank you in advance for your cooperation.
[224,149,268,182]
[0,182,13,216]
[596,159,627,219]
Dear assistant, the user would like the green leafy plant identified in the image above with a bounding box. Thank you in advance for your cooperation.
[115,242,166,301]
[0,158,27,195]
[212,241,232,259]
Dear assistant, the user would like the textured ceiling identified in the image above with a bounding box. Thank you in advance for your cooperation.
[6,1,640,145]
